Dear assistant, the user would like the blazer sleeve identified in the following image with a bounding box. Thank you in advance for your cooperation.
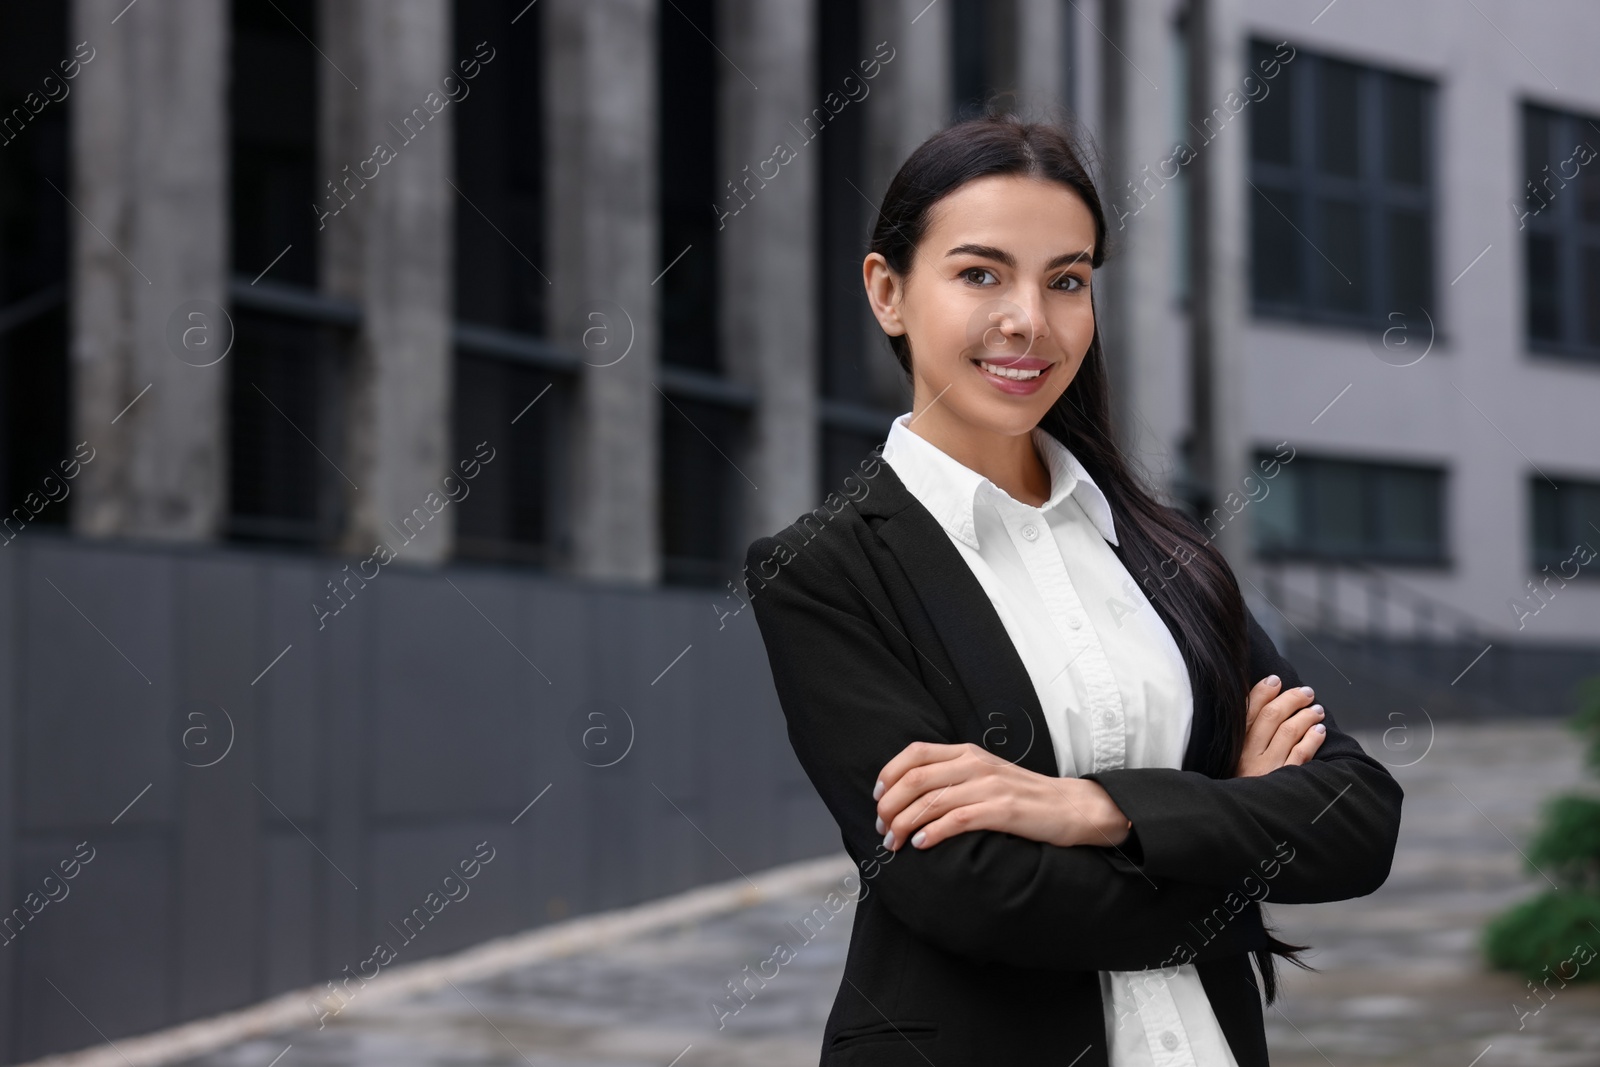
[1081,606,1404,903]
[746,532,1273,974]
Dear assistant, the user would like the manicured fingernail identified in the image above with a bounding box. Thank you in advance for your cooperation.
[1313,724,1325,733]
[883,831,894,849]
[873,780,885,801]
[1264,675,1280,687]
[1312,705,1324,716]
[1300,686,1315,697]
[911,830,927,848]
[875,815,884,835]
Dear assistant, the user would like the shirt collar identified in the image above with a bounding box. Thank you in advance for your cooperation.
[881,412,1119,550]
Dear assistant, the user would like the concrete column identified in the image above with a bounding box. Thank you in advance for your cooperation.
[864,1,951,200]
[323,0,455,563]
[1097,0,1179,483]
[719,0,819,544]
[1187,0,1252,572]
[861,0,951,409]
[546,0,659,584]
[1017,0,1068,120]
[69,0,227,541]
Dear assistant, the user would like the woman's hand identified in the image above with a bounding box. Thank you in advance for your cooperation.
[1236,675,1326,777]
[872,741,1131,852]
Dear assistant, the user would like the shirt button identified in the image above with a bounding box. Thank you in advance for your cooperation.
[1068,616,1083,630]
[1098,710,1116,728]
[1161,1031,1179,1051]
[1020,523,1038,541]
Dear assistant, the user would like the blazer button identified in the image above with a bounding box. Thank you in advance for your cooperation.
[1160,1031,1179,1051]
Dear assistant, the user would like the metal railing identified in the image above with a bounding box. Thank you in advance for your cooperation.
[1259,556,1495,646]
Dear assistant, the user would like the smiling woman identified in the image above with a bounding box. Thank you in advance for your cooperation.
[746,113,1403,1066]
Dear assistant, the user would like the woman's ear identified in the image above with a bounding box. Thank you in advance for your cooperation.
[862,252,906,337]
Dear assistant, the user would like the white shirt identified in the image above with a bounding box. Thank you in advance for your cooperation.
[881,412,1242,1067]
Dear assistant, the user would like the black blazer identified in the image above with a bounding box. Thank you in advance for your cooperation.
[743,454,1403,1067]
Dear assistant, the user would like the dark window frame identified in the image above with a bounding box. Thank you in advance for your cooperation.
[1529,473,1600,576]
[0,4,74,532]
[951,0,1019,120]
[225,0,348,549]
[1252,449,1450,567]
[1520,100,1600,364]
[448,0,569,570]
[656,0,753,587]
[1247,39,1437,334]
[816,0,900,500]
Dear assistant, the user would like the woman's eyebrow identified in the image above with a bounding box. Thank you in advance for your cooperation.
[944,243,1094,270]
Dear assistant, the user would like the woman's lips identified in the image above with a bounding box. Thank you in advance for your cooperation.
[972,355,1053,395]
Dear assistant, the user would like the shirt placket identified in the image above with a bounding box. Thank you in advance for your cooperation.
[999,500,1126,775]
[1120,973,1201,1067]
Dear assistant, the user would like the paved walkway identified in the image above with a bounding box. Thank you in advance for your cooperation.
[1265,721,1600,1067]
[166,721,1599,1067]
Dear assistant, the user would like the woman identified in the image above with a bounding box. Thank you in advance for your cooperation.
[743,114,1403,1066]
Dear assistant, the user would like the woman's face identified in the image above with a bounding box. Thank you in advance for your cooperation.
[864,173,1098,440]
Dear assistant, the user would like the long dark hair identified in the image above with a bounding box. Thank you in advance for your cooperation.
[869,112,1311,1002]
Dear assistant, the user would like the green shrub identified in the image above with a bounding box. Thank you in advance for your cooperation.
[1483,676,1600,984]
[1482,889,1600,984]
[1528,795,1600,894]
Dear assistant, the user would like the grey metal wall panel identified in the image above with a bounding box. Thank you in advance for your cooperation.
[369,568,537,818]
[365,820,516,962]
[262,558,325,820]
[261,830,318,994]
[0,538,18,1056]
[12,836,173,1062]
[22,545,175,830]
[0,537,835,1063]
[175,556,261,1020]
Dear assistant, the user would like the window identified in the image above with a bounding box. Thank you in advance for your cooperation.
[1531,476,1600,574]
[1171,13,1190,305]
[1253,451,1446,563]
[1248,41,1434,330]
[227,0,350,547]
[659,0,720,376]
[816,0,897,497]
[450,0,569,568]
[0,4,71,532]
[658,0,750,585]
[1520,102,1600,359]
[951,0,1018,120]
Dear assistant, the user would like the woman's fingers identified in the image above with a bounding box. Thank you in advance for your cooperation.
[875,743,991,841]
[1284,716,1328,766]
[898,796,998,850]
[1246,674,1282,731]
[1266,703,1324,762]
[880,779,990,850]
[1236,681,1319,777]
[1257,685,1315,740]
[874,740,968,802]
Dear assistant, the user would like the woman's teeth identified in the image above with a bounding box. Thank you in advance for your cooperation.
[976,359,1045,380]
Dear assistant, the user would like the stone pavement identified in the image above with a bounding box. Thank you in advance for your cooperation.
[1264,721,1600,1067]
[165,721,1599,1067]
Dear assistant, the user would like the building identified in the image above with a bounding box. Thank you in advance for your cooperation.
[1,0,1593,631]
[0,0,1596,1058]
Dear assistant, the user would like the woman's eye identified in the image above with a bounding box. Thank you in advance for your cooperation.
[1054,273,1087,291]
[962,267,996,285]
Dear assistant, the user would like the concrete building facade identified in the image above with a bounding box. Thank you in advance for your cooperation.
[1,0,1596,641]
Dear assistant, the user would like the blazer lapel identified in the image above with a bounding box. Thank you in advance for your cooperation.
[854,452,1226,782]
[857,461,1061,779]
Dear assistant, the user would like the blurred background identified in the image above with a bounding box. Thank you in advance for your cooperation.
[1,0,1599,1063]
